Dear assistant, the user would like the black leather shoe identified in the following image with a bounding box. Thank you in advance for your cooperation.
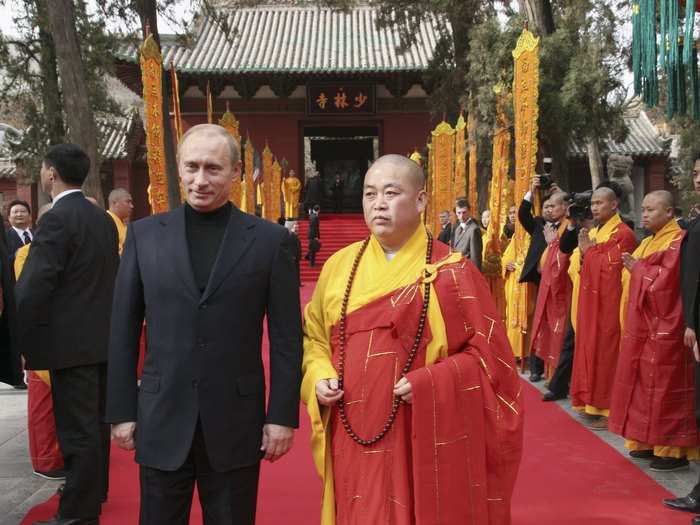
[529,373,542,383]
[543,391,566,402]
[650,456,689,472]
[32,517,98,525]
[664,495,700,513]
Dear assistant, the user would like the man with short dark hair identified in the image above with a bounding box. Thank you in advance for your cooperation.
[6,199,33,257]
[16,143,120,525]
[452,198,482,270]
[106,124,302,525]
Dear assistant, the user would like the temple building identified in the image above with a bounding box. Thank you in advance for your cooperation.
[114,4,443,215]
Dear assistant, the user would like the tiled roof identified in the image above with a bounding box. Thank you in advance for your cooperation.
[115,6,447,74]
[0,112,141,180]
[568,108,669,158]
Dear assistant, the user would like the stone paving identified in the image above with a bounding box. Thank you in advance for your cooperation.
[1,378,698,524]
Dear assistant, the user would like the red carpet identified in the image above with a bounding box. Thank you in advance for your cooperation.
[21,285,693,524]
[296,214,368,282]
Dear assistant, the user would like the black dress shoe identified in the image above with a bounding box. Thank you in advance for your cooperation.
[543,391,566,402]
[664,495,700,513]
[529,373,542,383]
[629,449,654,459]
[33,469,66,480]
[13,383,28,390]
[32,517,98,525]
[650,456,689,472]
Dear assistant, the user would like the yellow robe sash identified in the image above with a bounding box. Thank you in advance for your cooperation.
[301,225,461,525]
[107,210,127,256]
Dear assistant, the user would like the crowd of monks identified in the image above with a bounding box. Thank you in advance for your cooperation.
[458,160,700,521]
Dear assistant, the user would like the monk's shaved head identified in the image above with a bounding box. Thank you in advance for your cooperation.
[645,190,674,209]
[592,187,618,203]
[641,190,675,233]
[367,154,425,190]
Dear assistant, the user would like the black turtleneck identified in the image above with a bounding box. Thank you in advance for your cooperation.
[185,202,231,292]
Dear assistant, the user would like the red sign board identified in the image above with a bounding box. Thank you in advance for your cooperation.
[306,83,376,116]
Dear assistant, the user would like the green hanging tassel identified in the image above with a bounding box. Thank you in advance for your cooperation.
[691,46,700,119]
[668,0,679,69]
[660,0,668,68]
[633,2,643,95]
[683,0,695,66]
[640,0,659,106]
[677,57,687,115]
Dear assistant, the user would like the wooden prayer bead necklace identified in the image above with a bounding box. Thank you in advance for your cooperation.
[336,232,433,446]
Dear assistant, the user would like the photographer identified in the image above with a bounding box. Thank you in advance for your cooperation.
[542,191,593,402]
[517,168,568,382]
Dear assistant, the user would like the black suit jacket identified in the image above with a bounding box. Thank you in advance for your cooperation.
[0,227,19,385]
[308,213,320,240]
[518,198,548,285]
[437,222,452,245]
[16,193,119,370]
[105,205,303,472]
[682,217,700,333]
[6,227,27,259]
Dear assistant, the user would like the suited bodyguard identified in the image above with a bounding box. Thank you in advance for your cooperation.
[16,144,119,525]
[106,124,303,525]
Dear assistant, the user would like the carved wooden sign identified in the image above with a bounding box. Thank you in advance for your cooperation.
[306,83,376,116]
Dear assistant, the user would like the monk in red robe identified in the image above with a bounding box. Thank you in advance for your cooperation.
[609,190,699,471]
[302,155,523,525]
[570,187,637,430]
[531,193,572,374]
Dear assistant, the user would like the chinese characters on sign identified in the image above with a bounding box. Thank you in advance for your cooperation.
[307,83,376,116]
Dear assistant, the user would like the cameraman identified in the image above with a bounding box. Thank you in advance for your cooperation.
[518,174,568,382]
[543,192,593,401]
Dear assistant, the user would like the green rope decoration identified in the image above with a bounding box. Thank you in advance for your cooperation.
[633,2,643,94]
[691,46,700,119]
[683,0,695,66]
[640,0,659,106]
[660,0,668,68]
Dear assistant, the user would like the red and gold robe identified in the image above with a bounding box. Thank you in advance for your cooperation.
[302,226,523,525]
[531,225,572,372]
[609,221,700,455]
[15,244,64,473]
[570,214,637,415]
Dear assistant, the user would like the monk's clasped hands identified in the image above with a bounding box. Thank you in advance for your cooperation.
[393,377,413,403]
[621,252,638,271]
[316,377,344,406]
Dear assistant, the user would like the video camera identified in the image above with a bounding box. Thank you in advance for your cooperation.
[539,157,554,192]
[568,190,593,221]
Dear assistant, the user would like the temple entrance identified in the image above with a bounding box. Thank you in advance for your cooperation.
[303,125,380,213]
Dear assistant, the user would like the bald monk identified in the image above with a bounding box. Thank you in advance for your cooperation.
[609,191,699,471]
[530,192,573,374]
[302,154,523,525]
[570,187,637,430]
[107,188,133,255]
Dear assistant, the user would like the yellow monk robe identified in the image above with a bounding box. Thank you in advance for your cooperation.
[107,210,127,255]
[501,240,535,359]
[610,220,700,459]
[571,214,637,416]
[302,225,523,525]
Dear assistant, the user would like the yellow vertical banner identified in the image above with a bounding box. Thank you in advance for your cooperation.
[453,114,467,204]
[430,121,455,236]
[271,159,283,222]
[170,68,183,144]
[206,80,213,124]
[242,136,256,214]
[511,28,540,350]
[262,143,273,220]
[219,103,241,207]
[139,34,168,214]
[467,114,478,215]
[424,142,433,227]
[483,86,511,320]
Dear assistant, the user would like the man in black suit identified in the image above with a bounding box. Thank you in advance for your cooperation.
[437,210,452,245]
[306,204,321,266]
[518,176,568,382]
[106,124,302,525]
[663,155,700,521]
[6,199,33,258]
[16,144,119,525]
[0,226,20,388]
